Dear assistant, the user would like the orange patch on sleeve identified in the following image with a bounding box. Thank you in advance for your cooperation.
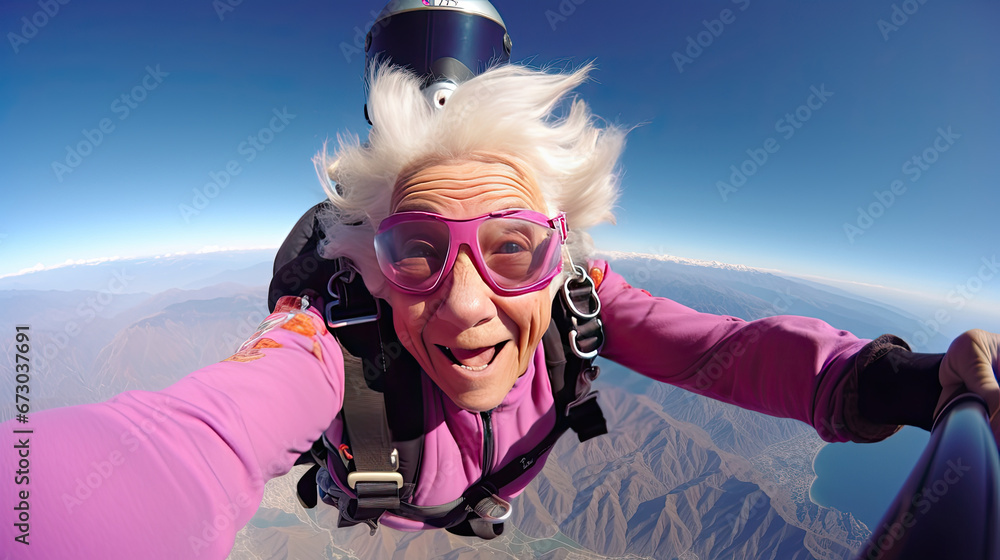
[224,349,264,363]
[224,338,281,363]
[280,313,317,337]
[253,338,283,350]
[273,295,303,314]
[588,266,604,289]
[312,340,323,361]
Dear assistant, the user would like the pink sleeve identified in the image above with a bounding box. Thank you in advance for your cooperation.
[1,296,343,559]
[593,260,891,443]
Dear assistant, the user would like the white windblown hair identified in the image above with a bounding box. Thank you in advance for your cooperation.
[313,63,626,298]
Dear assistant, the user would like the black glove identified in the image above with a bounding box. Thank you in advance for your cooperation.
[857,334,944,431]
[268,202,340,314]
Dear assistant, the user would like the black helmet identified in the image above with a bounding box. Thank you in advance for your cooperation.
[364,0,512,114]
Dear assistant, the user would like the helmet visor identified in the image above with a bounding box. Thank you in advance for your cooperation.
[367,9,510,84]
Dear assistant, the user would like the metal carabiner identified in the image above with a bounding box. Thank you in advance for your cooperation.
[568,322,602,359]
[561,264,601,320]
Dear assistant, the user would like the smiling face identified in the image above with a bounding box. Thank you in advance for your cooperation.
[385,157,555,412]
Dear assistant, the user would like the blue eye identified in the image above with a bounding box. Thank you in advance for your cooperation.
[498,241,528,254]
[399,240,440,260]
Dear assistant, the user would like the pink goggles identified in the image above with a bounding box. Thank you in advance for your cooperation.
[374,209,568,296]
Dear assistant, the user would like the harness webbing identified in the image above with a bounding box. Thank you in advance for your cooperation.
[340,353,401,518]
[284,256,608,539]
[442,267,608,538]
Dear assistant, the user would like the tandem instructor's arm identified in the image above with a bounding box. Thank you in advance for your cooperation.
[1,296,344,560]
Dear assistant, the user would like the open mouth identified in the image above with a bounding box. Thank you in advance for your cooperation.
[435,340,509,372]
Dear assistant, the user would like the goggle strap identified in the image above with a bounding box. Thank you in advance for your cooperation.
[553,213,569,241]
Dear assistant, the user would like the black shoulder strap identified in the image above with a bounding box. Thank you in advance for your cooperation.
[547,264,607,441]
[446,265,609,538]
[335,298,425,477]
[291,258,609,538]
[337,352,406,523]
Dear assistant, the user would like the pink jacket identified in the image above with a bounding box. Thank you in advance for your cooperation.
[0,261,887,559]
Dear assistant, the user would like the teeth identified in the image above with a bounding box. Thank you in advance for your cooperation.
[437,341,508,371]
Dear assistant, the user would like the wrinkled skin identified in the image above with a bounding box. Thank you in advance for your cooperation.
[937,329,1000,439]
[384,158,554,412]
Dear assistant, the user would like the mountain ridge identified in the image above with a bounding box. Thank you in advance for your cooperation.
[1,251,908,558]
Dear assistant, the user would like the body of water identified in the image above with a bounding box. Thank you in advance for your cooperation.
[810,426,930,529]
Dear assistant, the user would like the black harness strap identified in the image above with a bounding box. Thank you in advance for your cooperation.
[550,265,607,441]
[331,288,425,530]
[340,353,402,520]
[445,265,608,538]
[278,253,424,530]
[287,257,608,538]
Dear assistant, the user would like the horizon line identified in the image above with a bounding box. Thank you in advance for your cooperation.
[4,245,997,311]
[0,245,280,280]
[595,248,1000,309]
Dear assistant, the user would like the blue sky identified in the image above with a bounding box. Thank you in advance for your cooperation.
[1,0,998,315]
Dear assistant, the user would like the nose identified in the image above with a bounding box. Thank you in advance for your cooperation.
[435,245,496,329]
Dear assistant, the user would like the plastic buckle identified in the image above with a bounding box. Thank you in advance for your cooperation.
[347,471,404,490]
[552,212,569,241]
[472,494,512,523]
[325,259,380,329]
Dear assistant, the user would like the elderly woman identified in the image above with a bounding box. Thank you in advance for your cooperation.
[2,63,999,559]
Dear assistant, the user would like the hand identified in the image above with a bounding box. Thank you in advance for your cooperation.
[936,329,1000,438]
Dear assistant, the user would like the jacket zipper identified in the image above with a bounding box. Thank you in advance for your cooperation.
[481,410,494,476]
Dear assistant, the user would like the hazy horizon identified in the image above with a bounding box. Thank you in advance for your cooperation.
[3,246,997,360]
[5,245,998,323]
[1,248,936,556]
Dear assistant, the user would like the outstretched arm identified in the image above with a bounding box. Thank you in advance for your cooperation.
[592,260,899,443]
[1,296,343,560]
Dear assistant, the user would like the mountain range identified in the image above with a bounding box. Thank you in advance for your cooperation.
[0,250,938,558]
